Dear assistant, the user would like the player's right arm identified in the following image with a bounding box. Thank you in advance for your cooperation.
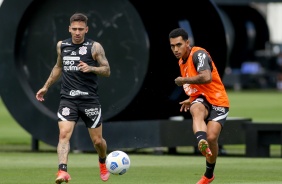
[175,50,212,86]
[35,41,63,101]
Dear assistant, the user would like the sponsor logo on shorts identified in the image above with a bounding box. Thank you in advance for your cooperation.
[85,108,99,116]
[212,105,225,113]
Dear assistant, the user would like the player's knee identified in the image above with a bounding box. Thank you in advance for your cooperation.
[93,137,104,147]
[59,131,71,140]
[207,135,218,144]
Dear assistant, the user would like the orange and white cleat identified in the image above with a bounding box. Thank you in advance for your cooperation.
[198,139,212,157]
[196,175,215,184]
[55,170,71,184]
[99,162,110,182]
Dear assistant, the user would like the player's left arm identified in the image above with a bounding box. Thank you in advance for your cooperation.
[91,41,111,77]
[175,50,212,86]
[78,41,111,77]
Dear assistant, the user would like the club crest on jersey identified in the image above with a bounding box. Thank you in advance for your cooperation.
[79,46,87,55]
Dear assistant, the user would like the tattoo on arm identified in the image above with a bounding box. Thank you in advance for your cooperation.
[43,41,63,89]
[96,45,106,60]
[44,65,61,88]
[91,42,110,77]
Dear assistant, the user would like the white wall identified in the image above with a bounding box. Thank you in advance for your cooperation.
[267,3,282,44]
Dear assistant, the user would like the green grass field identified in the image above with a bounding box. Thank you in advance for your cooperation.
[0,152,281,184]
[0,90,282,183]
[226,90,282,123]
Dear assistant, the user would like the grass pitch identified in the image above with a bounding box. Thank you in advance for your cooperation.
[227,90,282,123]
[0,152,282,184]
[0,90,282,183]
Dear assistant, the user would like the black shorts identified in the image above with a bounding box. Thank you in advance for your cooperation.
[190,96,229,127]
[57,98,102,128]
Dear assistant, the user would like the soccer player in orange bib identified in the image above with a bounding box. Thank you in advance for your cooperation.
[169,28,230,184]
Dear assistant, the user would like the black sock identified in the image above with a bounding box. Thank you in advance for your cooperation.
[58,164,67,172]
[195,131,207,143]
[99,157,106,164]
[204,161,215,179]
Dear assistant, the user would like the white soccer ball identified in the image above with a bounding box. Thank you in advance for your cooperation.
[106,150,130,175]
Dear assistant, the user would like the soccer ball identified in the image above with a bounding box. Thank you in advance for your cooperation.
[106,150,130,175]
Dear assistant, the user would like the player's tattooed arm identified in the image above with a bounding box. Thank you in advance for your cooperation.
[91,42,111,77]
[43,41,63,89]
[36,41,63,101]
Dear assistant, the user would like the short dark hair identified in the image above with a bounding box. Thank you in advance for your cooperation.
[70,13,88,25]
[169,28,188,40]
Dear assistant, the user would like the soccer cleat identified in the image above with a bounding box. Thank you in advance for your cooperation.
[198,139,212,157]
[55,170,71,184]
[99,162,110,182]
[196,175,215,184]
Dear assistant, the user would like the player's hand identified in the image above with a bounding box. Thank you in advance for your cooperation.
[179,98,191,112]
[36,88,48,101]
[78,60,93,73]
[175,77,185,86]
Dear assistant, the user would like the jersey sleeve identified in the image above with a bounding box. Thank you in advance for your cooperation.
[192,50,212,72]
